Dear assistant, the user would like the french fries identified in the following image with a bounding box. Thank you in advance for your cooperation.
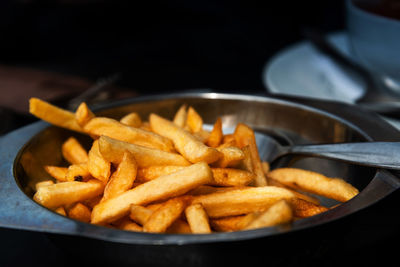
[84,117,175,152]
[185,203,211,234]
[61,137,89,165]
[149,113,222,164]
[30,98,360,234]
[234,123,267,186]
[98,136,190,167]
[29,97,83,132]
[91,162,212,224]
[33,179,104,209]
[267,168,359,202]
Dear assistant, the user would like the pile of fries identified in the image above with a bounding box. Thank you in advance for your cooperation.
[29,98,359,233]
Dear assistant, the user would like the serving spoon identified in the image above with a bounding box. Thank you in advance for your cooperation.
[255,133,400,170]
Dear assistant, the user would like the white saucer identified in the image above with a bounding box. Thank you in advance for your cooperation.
[263,32,366,104]
[262,32,400,130]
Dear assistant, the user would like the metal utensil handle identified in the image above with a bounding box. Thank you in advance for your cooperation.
[290,142,400,170]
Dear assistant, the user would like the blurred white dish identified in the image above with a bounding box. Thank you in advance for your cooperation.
[263,32,365,103]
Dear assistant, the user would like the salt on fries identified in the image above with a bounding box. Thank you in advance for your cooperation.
[30,99,359,233]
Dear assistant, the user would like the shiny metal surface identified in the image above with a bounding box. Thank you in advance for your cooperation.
[258,133,400,170]
[0,93,399,245]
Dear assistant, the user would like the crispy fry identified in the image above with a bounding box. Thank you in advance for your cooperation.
[115,218,143,232]
[102,152,137,201]
[192,186,295,218]
[234,123,267,186]
[210,168,253,187]
[213,146,245,168]
[143,198,185,233]
[88,140,111,183]
[185,203,211,234]
[75,102,95,127]
[68,203,92,223]
[34,179,104,209]
[187,185,247,196]
[222,134,235,144]
[166,219,192,234]
[210,213,259,232]
[91,162,213,224]
[137,165,252,187]
[173,104,187,128]
[244,200,293,230]
[35,180,54,191]
[44,165,68,182]
[120,112,142,128]
[65,163,91,182]
[61,137,89,165]
[129,205,153,225]
[186,106,203,133]
[267,177,320,205]
[98,136,190,167]
[84,117,175,152]
[29,97,83,132]
[289,198,328,218]
[150,114,222,164]
[261,161,270,174]
[206,118,223,147]
[55,206,67,216]
[237,145,253,173]
[267,168,359,202]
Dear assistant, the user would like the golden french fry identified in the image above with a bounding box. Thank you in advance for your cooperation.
[65,163,91,182]
[91,162,213,224]
[261,161,270,174]
[82,195,103,209]
[29,98,83,132]
[222,134,235,145]
[140,122,152,131]
[289,198,328,218]
[186,106,203,133]
[266,177,320,205]
[120,112,142,128]
[35,180,54,191]
[103,152,137,201]
[143,198,185,233]
[68,203,92,223]
[55,206,67,216]
[150,114,222,164]
[75,102,95,127]
[34,179,104,209]
[61,137,89,165]
[115,218,143,232]
[185,203,211,234]
[267,168,359,202]
[187,185,247,196]
[206,118,223,148]
[98,136,190,167]
[137,165,252,187]
[129,205,153,225]
[210,213,259,232]
[213,146,245,168]
[192,186,295,218]
[192,130,211,143]
[210,168,253,187]
[88,140,111,183]
[166,219,192,234]
[44,165,68,182]
[234,124,267,186]
[84,117,175,152]
[244,200,293,230]
[237,145,253,173]
[173,104,187,128]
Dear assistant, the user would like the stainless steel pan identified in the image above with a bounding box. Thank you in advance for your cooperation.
[0,93,399,265]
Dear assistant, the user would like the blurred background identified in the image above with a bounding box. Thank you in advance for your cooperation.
[0,0,345,112]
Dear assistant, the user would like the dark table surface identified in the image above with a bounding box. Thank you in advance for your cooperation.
[0,1,399,266]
